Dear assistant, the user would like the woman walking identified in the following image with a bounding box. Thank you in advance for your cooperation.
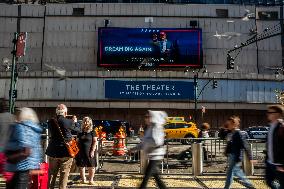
[224,116,256,189]
[5,108,43,189]
[75,116,97,185]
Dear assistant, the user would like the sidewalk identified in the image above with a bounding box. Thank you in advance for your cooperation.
[67,173,269,189]
[0,173,268,189]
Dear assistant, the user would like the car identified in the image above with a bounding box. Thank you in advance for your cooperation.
[164,117,199,144]
[245,126,269,140]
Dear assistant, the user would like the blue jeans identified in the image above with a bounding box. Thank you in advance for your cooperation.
[224,154,253,189]
[266,162,284,189]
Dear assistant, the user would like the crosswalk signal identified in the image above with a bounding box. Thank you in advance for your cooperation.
[227,54,234,70]
[212,80,218,89]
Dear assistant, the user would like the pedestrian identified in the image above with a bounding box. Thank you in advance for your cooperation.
[0,99,14,152]
[5,107,43,189]
[0,99,14,182]
[265,105,284,189]
[138,124,144,138]
[45,104,79,189]
[219,123,229,140]
[70,115,81,135]
[198,122,210,138]
[129,126,135,137]
[75,116,97,185]
[129,110,168,189]
[198,122,210,160]
[224,116,256,189]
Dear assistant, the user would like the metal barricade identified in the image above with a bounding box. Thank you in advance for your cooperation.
[243,143,254,176]
[42,129,49,162]
[192,143,203,176]
[95,137,266,175]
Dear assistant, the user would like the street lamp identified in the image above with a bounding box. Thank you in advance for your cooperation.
[3,32,28,113]
[193,70,218,122]
[9,32,18,113]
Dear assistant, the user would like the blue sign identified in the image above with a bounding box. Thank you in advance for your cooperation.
[105,80,194,99]
[98,28,203,68]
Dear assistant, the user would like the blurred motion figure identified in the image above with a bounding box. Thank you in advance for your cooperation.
[265,105,284,189]
[224,116,255,189]
[5,107,43,189]
[130,110,168,189]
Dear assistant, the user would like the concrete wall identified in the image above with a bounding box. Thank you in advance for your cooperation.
[0,3,282,125]
[0,73,283,107]
[33,107,267,130]
[0,3,282,73]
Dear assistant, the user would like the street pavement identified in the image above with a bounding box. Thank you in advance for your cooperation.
[0,172,268,189]
[67,173,268,189]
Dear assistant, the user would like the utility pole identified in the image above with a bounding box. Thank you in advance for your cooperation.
[9,33,18,113]
[8,32,27,113]
[194,74,198,122]
[280,0,284,71]
[193,73,217,123]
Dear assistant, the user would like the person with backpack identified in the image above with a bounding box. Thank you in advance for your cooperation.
[129,110,168,189]
[265,105,284,189]
[224,116,256,189]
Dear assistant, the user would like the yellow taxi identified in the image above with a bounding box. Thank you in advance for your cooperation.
[164,117,198,144]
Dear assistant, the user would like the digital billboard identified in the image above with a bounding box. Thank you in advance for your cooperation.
[98,28,203,68]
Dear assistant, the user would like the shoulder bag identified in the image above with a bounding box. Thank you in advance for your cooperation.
[53,119,79,158]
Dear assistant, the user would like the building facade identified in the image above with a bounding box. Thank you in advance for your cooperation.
[0,2,283,129]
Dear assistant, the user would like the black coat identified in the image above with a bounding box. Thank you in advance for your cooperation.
[269,122,284,165]
[45,116,77,158]
[225,130,252,162]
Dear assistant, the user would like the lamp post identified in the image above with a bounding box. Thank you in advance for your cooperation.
[6,32,27,113]
[9,32,18,113]
[194,74,198,122]
[193,72,217,122]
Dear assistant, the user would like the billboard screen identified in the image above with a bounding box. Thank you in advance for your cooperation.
[98,27,203,68]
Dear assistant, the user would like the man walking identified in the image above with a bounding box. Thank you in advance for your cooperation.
[46,104,80,189]
[266,105,284,189]
[129,110,168,189]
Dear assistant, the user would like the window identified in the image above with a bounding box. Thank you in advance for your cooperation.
[175,123,185,129]
[164,123,175,129]
[216,9,229,18]
[73,8,85,16]
[258,11,278,20]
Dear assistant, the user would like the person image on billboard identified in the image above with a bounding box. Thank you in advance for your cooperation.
[152,31,179,64]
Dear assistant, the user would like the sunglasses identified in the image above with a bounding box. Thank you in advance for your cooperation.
[266,111,278,114]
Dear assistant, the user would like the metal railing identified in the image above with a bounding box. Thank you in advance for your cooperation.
[41,133,266,175]
[96,137,266,175]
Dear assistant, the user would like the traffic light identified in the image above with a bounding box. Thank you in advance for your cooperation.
[227,54,234,70]
[212,80,218,89]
